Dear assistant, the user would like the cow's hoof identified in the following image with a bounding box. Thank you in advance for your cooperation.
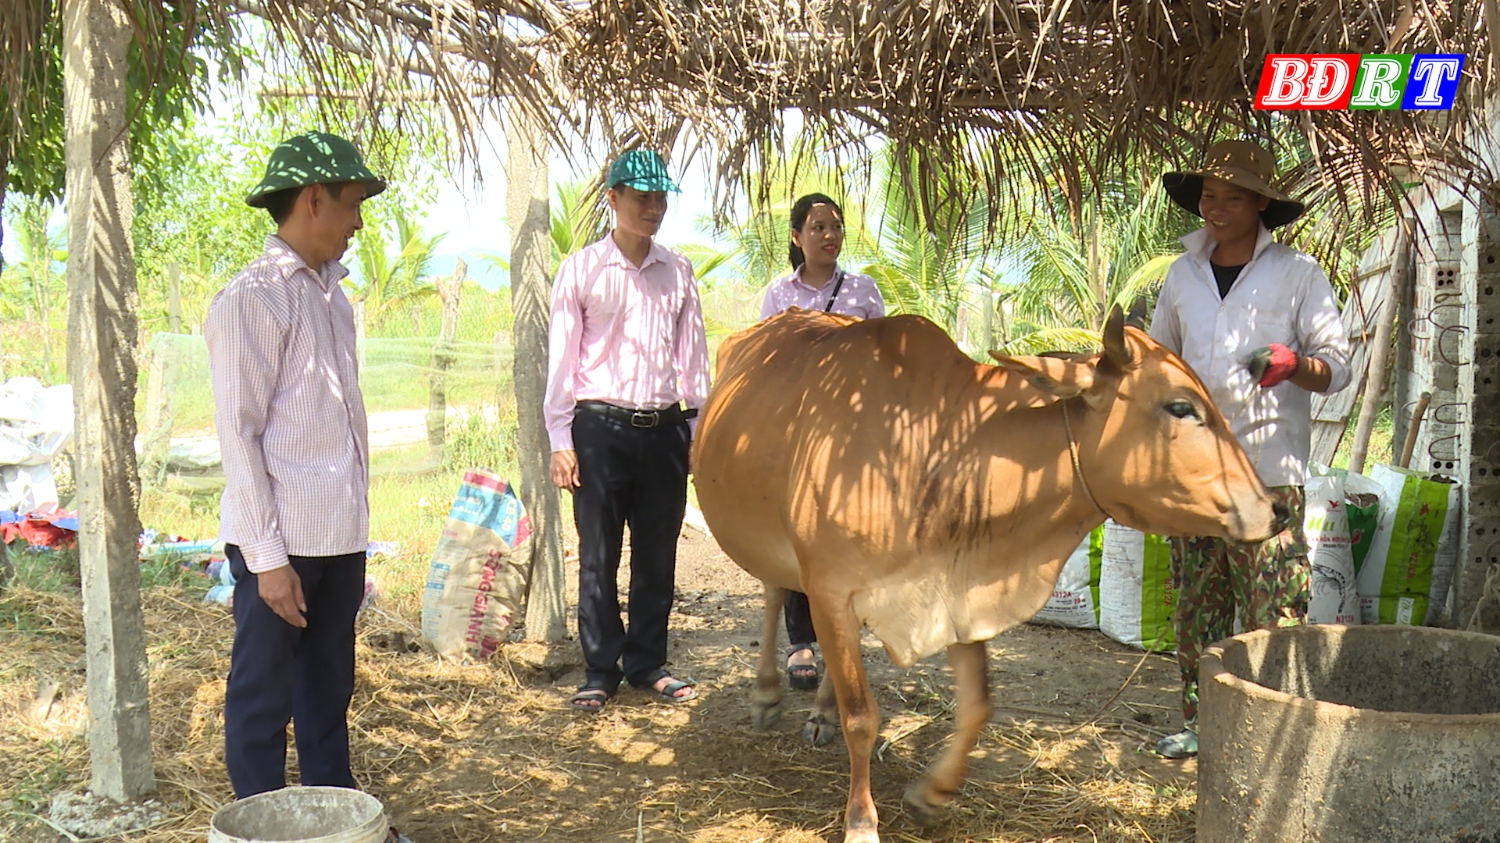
[802,712,840,746]
[750,699,784,730]
[902,782,953,826]
[843,829,880,843]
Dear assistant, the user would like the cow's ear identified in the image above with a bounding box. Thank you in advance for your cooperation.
[990,354,1095,406]
[1101,304,1139,370]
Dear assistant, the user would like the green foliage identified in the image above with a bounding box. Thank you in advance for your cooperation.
[1,5,246,204]
[997,183,1188,353]
[133,120,274,336]
[347,210,445,317]
[859,147,1000,336]
[442,413,519,475]
[1331,404,1395,472]
[549,177,608,268]
[0,546,77,596]
[0,194,67,382]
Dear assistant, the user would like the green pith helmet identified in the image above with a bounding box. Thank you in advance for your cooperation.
[606,149,681,192]
[245,132,387,208]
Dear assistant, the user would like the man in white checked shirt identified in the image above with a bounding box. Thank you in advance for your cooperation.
[206,132,385,799]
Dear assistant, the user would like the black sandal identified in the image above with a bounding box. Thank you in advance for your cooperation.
[569,682,614,713]
[632,670,698,703]
[787,648,820,691]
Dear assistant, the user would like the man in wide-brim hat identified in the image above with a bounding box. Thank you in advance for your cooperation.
[207,131,384,798]
[1148,139,1352,759]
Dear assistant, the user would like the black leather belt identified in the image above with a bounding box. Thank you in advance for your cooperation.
[576,400,697,429]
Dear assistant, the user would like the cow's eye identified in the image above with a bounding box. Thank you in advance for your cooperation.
[1165,401,1200,420]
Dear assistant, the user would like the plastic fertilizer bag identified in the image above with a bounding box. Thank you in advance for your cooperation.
[1303,472,1360,624]
[1030,525,1105,629]
[1355,464,1461,626]
[1308,463,1384,577]
[1099,520,1177,651]
[421,470,533,659]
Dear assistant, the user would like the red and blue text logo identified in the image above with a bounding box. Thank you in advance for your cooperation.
[1254,54,1464,110]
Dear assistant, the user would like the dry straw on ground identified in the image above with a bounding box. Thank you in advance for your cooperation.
[1,556,1200,843]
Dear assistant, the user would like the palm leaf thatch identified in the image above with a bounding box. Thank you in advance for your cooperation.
[3,0,1496,242]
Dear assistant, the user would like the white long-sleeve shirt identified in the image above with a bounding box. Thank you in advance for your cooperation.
[1150,225,1351,487]
[205,235,370,573]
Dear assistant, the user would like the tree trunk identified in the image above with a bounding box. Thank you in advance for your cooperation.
[64,0,155,800]
[427,259,465,467]
[139,337,175,488]
[166,263,182,334]
[507,104,566,643]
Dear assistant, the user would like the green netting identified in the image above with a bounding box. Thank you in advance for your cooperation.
[137,287,521,486]
[135,281,779,487]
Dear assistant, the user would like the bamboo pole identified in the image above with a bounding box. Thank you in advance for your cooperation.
[1349,226,1408,475]
[1398,391,1432,470]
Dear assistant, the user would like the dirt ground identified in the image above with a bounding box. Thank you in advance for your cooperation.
[0,525,1201,843]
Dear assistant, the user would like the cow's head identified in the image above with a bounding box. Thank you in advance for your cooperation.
[990,306,1281,543]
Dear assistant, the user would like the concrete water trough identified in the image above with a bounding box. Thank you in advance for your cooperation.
[1198,624,1500,843]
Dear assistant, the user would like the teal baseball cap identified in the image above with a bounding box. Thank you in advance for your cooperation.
[245,131,387,208]
[606,149,681,193]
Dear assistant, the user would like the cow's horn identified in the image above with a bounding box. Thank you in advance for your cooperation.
[1102,304,1137,368]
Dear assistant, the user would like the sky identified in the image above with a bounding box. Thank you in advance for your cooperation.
[407,111,728,291]
[2,78,734,294]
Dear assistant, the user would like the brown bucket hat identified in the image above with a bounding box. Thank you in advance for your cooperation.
[1162,140,1305,229]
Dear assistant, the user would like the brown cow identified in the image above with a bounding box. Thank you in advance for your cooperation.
[691,305,1281,843]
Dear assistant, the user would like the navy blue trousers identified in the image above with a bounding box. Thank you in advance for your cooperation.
[224,545,366,798]
[784,590,817,649]
[572,407,689,691]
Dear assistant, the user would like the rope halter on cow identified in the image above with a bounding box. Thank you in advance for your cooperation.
[1062,398,1110,519]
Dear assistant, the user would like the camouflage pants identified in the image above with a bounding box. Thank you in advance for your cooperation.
[1170,485,1310,727]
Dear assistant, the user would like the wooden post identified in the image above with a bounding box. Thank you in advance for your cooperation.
[506,104,566,642]
[0,534,12,594]
[166,263,181,334]
[1349,226,1409,475]
[64,0,155,799]
[139,337,174,488]
[427,259,465,467]
[1398,392,1432,469]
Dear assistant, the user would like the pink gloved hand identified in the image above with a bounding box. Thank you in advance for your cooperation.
[1244,344,1299,388]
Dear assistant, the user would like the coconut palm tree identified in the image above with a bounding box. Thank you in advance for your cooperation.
[998,180,1185,354]
[346,210,446,331]
[855,146,1003,351]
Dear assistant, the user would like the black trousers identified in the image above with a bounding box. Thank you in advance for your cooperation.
[224,544,366,798]
[572,406,690,690]
[784,590,817,649]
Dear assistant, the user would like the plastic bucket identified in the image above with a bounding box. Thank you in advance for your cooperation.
[208,787,387,843]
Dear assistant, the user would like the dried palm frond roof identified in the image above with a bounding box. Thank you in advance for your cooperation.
[4,0,1496,232]
[526,0,1498,226]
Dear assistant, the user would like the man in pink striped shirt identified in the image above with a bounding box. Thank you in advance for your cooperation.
[206,132,384,798]
[545,149,711,712]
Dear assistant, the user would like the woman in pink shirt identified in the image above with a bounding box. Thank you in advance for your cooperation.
[759,193,885,690]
